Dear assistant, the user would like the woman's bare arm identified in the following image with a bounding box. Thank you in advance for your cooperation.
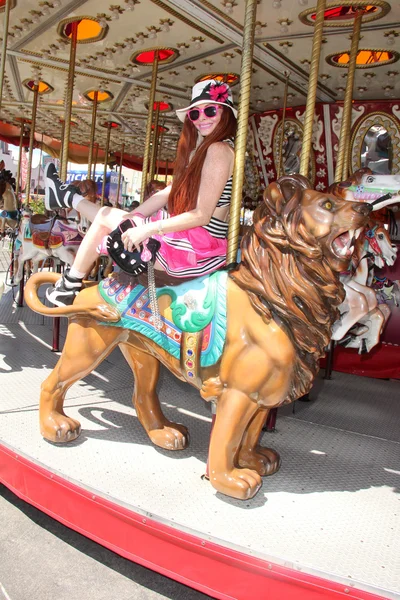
[122,142,234,251]
[129,185,171,217]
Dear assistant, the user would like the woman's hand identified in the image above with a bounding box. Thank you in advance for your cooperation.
[121,225,151,253]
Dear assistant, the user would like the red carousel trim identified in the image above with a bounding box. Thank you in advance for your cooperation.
[0,443,387,600]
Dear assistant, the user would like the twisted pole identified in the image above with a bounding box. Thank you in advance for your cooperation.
[277,71,290,179]
[334,10,363,182]
[226,0,257,265]
[0,0,11,114]
[87,91,99,180]
[299,0,326,178]
[15,120,25,198]
[116,143,124,208]
[25,84,39,204]
[60,21,78,181]
[149,102,161,181]
[101,122,112,206]
[140,51,159,202]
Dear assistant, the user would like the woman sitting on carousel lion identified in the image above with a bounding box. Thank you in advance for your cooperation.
[44,79,237,307]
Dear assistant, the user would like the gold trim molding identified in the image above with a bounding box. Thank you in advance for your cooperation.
[326,48,399,68]
[299,1,391,28]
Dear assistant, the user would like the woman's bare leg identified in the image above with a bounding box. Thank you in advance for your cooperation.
[71,204,128,275]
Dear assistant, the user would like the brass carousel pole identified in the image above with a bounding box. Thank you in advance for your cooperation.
[116,143,124,208]
[101,121,112,206]
[59,120,66,170]
[60,21,78,181]
[334,10,363,182]
[164,158,169,185]
[92,142,99,179]
[0,0,11,113]
[226,0,257,265]
[140,51,159,202]
[299,0,326,178]
[25,84,39,204]
[149,102,161,181]
[156,119,165,177]
[277,71,290,179]
[15,120,25,198]
[87,91,99,180]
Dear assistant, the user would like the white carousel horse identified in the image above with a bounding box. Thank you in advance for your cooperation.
[13,207,86,283]
[0,161,19,237]
[331,223,398,352]
[329,170,399,353]
[13,178,97,283]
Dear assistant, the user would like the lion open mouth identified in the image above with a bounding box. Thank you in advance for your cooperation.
[332,227,363,259]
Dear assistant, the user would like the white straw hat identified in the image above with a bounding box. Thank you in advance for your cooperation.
[176,79,237,122]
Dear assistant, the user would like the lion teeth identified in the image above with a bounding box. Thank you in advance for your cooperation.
[355,227,363,239]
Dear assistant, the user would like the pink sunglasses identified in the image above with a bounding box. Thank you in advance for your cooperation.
[187,105,221,122]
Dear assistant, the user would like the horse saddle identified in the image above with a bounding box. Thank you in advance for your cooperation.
[29,214,66,247]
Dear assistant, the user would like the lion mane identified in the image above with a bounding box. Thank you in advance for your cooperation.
[230,174,345,403]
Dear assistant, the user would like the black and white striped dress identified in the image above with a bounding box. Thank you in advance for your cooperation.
[153,139,234,278]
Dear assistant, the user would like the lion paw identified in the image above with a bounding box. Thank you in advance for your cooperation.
[237,447,281,477]
[209,467,262,500]
[200,377,224,401]
[148,422,189,451]
[40,411,81,443]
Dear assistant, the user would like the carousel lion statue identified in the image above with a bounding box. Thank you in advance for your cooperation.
[25,175,371,500]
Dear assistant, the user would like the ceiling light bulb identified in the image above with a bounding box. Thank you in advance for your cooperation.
[42,6,50,15]
[280,22,289,34]
[272,0,281,8]
[149,31,157,39]
[299,0,308,5]
[31,14,40,23]
[273,97,279,105]
[126,0,135,9]
[111,9,120,20]
[99,18,107,28]
[255,26,262,36]
[195,41,201,49]
[137,35,144,45]
[162,23,170,32]
[387,34,395,46]
[52,0,61,7]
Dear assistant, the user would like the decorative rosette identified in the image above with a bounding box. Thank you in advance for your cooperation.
[208,82,230,103]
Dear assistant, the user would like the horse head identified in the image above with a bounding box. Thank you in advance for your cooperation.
[331,169,400,212]
[364,224,398,268]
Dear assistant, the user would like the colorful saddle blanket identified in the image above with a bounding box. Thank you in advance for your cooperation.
[98,270,228,368]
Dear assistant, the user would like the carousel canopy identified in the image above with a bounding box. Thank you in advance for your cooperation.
[0,0,398,168]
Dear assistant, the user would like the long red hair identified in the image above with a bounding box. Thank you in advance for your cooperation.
[168,107,237,215]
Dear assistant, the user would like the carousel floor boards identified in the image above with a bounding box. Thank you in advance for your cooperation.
[0,282,399,600]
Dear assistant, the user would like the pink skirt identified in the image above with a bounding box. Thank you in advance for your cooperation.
[134,211,227,278]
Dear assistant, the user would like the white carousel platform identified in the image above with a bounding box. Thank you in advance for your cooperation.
[0,270,399,600]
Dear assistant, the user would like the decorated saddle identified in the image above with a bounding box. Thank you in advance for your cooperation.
[98,270,228,386]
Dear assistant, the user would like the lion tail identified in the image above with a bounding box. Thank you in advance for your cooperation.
[25,272,121,322]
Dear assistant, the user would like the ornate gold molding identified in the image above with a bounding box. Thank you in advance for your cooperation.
[326,48,399,68]
[299,1,391,28]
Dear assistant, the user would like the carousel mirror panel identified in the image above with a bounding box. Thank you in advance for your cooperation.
[273,118,315,185]
[350,112,400,175]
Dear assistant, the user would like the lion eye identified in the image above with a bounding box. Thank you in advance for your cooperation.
[324,201,333,210]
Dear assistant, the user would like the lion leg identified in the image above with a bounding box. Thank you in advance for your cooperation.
[208,389,262,500]
[237,408,281,476]
[119,344,189,450]
[40,320,122,443]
